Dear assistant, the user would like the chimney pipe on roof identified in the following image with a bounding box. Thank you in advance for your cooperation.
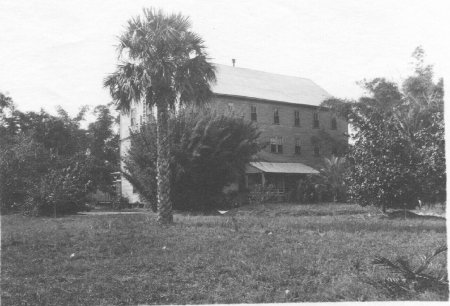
[232,59,236,67]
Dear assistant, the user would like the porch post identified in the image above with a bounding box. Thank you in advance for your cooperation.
[261,172,266,186]
[245,174,249,189]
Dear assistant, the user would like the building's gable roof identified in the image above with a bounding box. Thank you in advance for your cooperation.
[211,64,331,106]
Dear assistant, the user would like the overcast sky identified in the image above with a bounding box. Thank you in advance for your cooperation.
[1,0,449,117]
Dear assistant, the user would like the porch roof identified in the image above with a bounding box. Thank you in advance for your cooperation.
[246,162,319,174]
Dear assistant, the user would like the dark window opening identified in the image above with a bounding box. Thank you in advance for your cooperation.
[313,113,319,128]
[271,143,277,153]
[270,137,283,154]
[331,117,337,130]
[274,109,280,124]
[314,145,320,157]
[294,111,300,126]
[277,144,283,154]
[251,105,257,121]
[295,138,301,154]
[130,108,137,126]
[270,138,277,153]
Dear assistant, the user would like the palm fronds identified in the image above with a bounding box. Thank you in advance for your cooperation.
[368,245,448,298]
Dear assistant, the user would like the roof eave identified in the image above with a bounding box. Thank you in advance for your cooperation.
[212,93,330,110]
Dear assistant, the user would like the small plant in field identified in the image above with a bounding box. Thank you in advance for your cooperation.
[366,245,448,299]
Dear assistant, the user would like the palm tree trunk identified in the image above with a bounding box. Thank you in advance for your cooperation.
[156,101,173,224]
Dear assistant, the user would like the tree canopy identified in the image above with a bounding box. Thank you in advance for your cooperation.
[0,95,119,215]
[322,47,444,210]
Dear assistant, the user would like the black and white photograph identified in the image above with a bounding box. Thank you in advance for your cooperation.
[1,0,448,304]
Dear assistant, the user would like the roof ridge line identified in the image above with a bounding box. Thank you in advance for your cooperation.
[213,63,314,82]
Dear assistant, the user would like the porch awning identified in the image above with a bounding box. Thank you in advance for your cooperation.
[246,162,319,174]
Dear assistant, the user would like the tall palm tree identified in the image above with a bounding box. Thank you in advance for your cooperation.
[104,9,216,223]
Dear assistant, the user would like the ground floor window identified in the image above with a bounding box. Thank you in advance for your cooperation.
[270,137,283,154]
[314,145,320,157]
[295,138,301,155]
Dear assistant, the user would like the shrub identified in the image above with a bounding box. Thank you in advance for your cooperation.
[365,245,448,300]
[248,184,278,204]
[20,154,94,216]
[290,175,332,203]
[0,136,51,214]
[112,196,130,210]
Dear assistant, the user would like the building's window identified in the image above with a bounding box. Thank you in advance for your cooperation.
[277,136,283,153]
[295,138,301,155]
[143,103,147,121]
[274,108,280,125]
[331,117,337,130]
[227,103,234,112]
[314,145,320,157]
[313,112,319,128]
[130,108,137,126]
[294,110,300,126]
[251,105,257,121]
[132,185,136,194]
[270,137,283,154]
[270,138,277,153]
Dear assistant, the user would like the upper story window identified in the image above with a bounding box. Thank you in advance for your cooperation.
[313,112,320,128]
[294,110,300,127]
[130,108,137,127]
[274,108,280,125]
[331,117,337,130]
[251,105,257,121]
[295,138,301,155]
[270,136,283,154]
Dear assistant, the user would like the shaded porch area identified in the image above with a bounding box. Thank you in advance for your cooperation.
[245,162,320,202]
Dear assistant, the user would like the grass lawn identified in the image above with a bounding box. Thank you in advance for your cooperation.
[1,203,447,305]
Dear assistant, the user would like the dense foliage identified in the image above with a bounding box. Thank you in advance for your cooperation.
[0,97,119,215]
[123,106,260,211]
[323,47,445,210]
[319,156,347,202]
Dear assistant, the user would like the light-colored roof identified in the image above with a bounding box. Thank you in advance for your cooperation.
[211,64,331,106]
[247,162,319,174]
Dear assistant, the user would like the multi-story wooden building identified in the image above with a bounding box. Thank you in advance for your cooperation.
[119,64,347,202]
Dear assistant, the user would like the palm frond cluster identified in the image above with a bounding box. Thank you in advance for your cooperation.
[366,245,448,299]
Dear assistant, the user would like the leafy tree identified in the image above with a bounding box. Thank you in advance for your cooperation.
[0,92,13,112]
[323,47,444,211]
[123,106,260,212]
[104,8,216,223]
[0,93,119,215]
[86,104,120,193]
[23,153,95,216]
